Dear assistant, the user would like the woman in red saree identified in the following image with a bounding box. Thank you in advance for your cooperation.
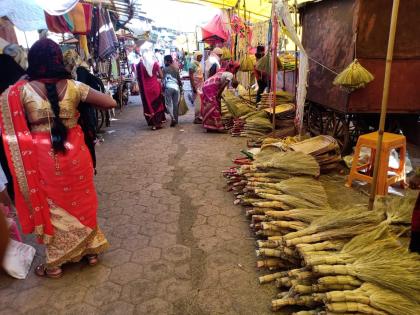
[0,39,116,278]
[137,50,166,130]
[201,62,240,131]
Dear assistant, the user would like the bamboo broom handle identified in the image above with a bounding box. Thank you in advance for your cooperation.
[258,271,289,284]
[368,0,401,209]
[313,284,359,293]
[271,296,316,311]
[326,302,388,315]
[318,275,363,287]
[325,291,370,305]
[313,265,355,276]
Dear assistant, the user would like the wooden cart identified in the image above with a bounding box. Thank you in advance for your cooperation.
[299,0,420,152]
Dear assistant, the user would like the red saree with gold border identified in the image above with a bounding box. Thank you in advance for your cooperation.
[0,81,108,267]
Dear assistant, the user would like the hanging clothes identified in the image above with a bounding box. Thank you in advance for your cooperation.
[90,7,118,60]
[45,13,72,33]
[68,3,92,35]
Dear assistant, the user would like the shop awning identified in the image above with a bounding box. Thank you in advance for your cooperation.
[172,0,314,22]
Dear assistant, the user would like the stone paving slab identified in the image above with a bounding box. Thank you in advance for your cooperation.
[0,98,276,315]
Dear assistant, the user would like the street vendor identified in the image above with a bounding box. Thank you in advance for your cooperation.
[254,45,269,103]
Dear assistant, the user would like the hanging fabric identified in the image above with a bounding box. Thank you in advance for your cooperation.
[68,3,93,35]
[276,0,308,135]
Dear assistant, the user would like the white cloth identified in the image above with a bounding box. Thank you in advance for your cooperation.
[0,0,47,31]
[3,239,36,279]
[221,72,234,83]
[276,0,309,135]
[128,51,141,66]
[205,54,220,78]
[155,52,164,68]
[35,0,78,16]
[0,163,7,192]
[142,50,156,77]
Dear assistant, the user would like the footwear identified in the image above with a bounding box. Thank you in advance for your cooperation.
[170,121,177,127]
[86,254,99,266]
[35,264,63,279]
[193,118,202,124]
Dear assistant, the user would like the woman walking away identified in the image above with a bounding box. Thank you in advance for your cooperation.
[163,55,183,127]
[201,62,240,131]
[137,49,166,130]
[0,38,116,278]
[189,51,204,124]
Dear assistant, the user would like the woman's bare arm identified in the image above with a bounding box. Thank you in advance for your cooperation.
[217,81,229,100]
[84,88,117,110]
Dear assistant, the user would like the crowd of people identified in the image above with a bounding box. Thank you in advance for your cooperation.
[129,45,240,132]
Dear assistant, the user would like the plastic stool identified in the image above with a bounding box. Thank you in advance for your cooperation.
[346,131,406,195]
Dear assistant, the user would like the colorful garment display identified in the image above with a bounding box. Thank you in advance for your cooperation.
[68,3,92,35]
[98,7,118,59]
[45,3,92,35]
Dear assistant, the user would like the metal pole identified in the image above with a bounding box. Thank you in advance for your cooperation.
[368,0,400,210]
[271,0,279,130]
[23,32,30,50]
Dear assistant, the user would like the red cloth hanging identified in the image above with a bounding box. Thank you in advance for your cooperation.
[201,14,229,44]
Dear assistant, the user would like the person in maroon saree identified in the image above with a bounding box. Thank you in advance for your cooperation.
[136,50,166,130]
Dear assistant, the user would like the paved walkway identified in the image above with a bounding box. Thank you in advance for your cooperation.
[0,98,276,315]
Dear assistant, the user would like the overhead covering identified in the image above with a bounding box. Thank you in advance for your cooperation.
[177,0,272,21]
[0,0,47,31]
[35,0,79,16]
[174,0,313,21]
[201,13,229,43]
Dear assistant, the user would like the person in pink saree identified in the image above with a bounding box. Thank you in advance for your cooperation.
[201,62,240,131]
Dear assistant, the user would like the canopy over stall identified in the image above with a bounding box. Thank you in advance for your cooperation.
[201,13,229,43]
[173,0,312,21]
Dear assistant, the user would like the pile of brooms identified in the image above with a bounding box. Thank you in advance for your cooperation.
[223,149,420,314]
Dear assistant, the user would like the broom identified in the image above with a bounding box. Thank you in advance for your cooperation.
[313,246,420,303]
[283,206,384,241]
[254,151,320,177]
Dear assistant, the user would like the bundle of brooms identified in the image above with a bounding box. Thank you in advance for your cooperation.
[223,149,420,314]
[231,111,273,138]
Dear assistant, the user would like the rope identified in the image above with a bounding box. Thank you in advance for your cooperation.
[307,56,339,75]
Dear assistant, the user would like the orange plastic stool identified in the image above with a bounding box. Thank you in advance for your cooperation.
[346,131,406,195]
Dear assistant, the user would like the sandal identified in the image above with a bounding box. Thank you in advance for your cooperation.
[35,264,63,279]
[86,254,99,266]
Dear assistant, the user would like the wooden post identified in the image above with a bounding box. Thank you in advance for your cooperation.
[271,0,279,130]
[293,0,298,103]
[368,0,400,210]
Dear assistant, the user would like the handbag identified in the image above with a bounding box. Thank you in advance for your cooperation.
[178,93,189,116]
